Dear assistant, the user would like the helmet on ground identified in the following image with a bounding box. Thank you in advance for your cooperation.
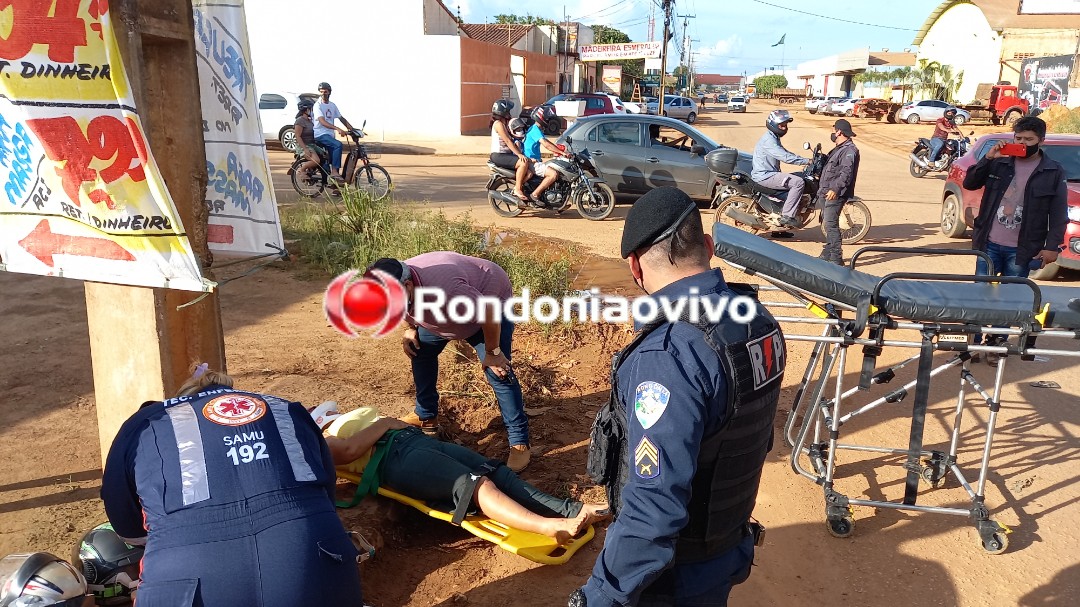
[508,117,528,139]
[766,109,794,137]
[530,105,557,132]
[492,99,515,120]
[318,82,332,91]
[71,524,143,605]
[0,552,88,606]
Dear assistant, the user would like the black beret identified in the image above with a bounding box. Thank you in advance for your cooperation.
[620,187,697,258]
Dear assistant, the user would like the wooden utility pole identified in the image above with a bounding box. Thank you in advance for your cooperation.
[87,0,225,461]
[659,0,673,99]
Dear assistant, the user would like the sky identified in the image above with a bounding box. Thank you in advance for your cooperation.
[453,0,950,77]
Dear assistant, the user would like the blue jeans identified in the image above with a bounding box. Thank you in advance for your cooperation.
[315,134,343,171]
[928,137,946,162]
[973,241,1032,344]
[412,318,529,446]
[637,534,755,606]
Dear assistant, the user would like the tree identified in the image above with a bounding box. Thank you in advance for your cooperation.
[494,13,555,25]
[753,74,788,97]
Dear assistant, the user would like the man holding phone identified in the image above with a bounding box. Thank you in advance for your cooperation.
[363,254,531,471]
[962,116,1068,363]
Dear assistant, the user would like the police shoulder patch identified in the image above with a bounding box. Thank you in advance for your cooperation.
[634,435,660,479]
[746,329,785,390]
[634,381,670,430]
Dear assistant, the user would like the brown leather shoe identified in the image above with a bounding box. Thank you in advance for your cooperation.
[401,412,438,435]
[507,445,531,473]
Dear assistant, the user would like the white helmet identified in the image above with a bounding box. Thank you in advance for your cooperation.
[0,553,89,607]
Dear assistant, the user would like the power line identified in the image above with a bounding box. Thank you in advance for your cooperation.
[749,0,919,32]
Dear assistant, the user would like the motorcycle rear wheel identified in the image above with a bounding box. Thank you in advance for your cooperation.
[819,199,872,245]
[488,177,524,217]
[574,182,616,220]
[910,150,930,178]
[714,195,761,235]
[290,159,327,198]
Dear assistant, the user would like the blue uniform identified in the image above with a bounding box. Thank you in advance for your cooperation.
[583,270,755,607]
[101,386,364,607]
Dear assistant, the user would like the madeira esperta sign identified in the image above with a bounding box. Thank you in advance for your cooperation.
[580,41,663,62]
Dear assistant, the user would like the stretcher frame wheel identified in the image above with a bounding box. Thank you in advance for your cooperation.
[981,532,1009,555]
[920,465,946,489]
[826,515,855,538]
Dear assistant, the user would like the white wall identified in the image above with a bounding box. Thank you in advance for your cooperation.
[916,3,1002,104]
[246,2,463,140]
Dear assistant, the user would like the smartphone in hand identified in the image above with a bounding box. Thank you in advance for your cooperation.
[999,143,1027,157]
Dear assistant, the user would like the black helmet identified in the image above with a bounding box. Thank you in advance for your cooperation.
[318,82,332,91]
[944,107,957,117]
[72,524,143,605]
[297,98,315,111]
[0,552,88,606]
[492,99,514,119]
[530,105,557,132]
[766,109,794,137]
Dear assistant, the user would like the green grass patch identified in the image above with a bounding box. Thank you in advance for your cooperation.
[280,189,575,300]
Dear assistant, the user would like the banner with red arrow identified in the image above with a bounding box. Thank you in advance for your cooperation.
[0,2,208,292]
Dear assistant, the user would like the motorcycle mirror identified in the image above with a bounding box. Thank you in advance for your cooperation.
[803,142,811,150]
[969,130,974,136]
[566,136,573,146]
[362,119,367,129]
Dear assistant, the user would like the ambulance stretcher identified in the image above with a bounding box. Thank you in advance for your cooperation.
[711,223,1080,553]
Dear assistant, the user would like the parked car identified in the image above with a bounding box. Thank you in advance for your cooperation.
[716,93,729,104]
[604,94,644,114]
[939,132,1080,280]
[806,96,844,114]
[259,91,319,151]
[728,96,747,113]
[898,100,971,125]
[557,114,752,202]
[645,95,700,123]
[822,98,862,117]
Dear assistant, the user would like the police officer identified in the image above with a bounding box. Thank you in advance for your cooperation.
[100,366,366,607]
[573,187,785,606]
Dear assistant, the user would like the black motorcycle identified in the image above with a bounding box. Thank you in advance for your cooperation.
[485,136,615,220]
[909,131,972,178]
[709,142,872,245]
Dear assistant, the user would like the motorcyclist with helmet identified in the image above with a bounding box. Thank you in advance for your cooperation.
[294,98,324,175]
[752,109,810,228]
[519,105,568,205]
[928,108,963,165]
[489,99,532,202]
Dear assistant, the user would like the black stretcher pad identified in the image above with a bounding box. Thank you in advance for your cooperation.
[711,224,1080,332]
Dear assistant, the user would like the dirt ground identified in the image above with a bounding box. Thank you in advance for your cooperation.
[2,100,1079,607]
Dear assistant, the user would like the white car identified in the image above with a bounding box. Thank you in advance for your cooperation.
[603,94,643,114]
[822,98,861,117]
[258,90,319,151]
[728,96,747,113]
[806,96,843,114]
[645,95,700,123]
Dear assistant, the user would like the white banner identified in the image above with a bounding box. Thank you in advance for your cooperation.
[192,0,284,258]
[1019,0,1080,14]
[0,2,207,292]
[580,42,662,62]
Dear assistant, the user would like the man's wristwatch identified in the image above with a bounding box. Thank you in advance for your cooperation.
[487,347,503,357]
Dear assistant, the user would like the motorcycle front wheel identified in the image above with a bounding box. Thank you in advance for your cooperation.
[713,195,762,235]
[488,177,524,218]
[909,150,930,178]
[819,199,872,245]
[574,182,615,220]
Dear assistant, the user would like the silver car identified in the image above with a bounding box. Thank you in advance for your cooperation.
[645,95,700,123]
[898,99,972,125]
[557,114,752,201]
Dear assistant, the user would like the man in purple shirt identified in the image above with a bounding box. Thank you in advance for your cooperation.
[365,253,531,471]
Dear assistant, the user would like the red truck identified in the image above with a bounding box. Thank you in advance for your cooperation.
[957,83,1030,126]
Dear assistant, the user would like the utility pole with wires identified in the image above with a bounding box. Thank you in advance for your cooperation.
[658,0,674,99]
[677,13,695,94]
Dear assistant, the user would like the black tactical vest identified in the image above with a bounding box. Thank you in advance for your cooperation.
[587,285,785,563]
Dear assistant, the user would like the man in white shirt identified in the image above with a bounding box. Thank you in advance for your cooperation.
[314,81,356,181]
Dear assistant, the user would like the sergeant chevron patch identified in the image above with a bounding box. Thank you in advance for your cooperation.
[635,436,660,479]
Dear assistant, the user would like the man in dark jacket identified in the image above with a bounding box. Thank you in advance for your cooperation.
[818,119,861,264]
[961,116,1068,364]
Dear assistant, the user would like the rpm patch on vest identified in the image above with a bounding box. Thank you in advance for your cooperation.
[634,381,670,430]
[634,436,660,479]
[203,394,268,426]
[746,329,785,390]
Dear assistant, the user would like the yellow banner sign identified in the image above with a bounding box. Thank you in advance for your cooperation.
[0,0,208,291]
